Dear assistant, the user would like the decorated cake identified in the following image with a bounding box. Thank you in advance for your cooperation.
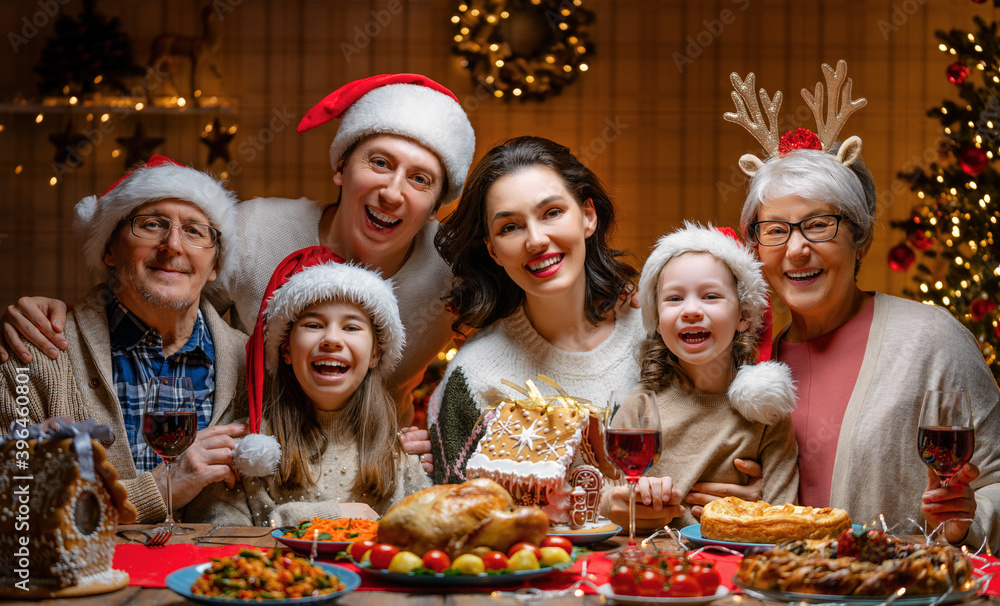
[465,376,618,528]
[0,418,137,598]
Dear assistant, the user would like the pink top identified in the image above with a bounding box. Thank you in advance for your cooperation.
[776,297,875,507]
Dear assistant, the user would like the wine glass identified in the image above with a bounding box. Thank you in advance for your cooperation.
[604,389,661,555]
[917,390,975,488]
[142,376,198,535]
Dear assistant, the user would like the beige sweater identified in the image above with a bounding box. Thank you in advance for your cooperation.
[0,285,247,523]
[186,409,430,527]
[205,197,456,412]
[640,385,799,529]
[801,293,1000,553]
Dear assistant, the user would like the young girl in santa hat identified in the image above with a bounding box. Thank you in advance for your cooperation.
[600,222,800,533]
[187,246,429,527]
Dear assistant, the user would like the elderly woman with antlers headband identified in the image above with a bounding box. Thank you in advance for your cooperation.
[724,60,1000,553]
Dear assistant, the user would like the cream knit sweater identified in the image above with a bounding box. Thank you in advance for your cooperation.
[790,293,1000,553]
[205,196,455,411]
[185,409,430,527]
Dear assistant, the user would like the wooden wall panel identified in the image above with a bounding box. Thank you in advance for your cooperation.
[1,0,998,314]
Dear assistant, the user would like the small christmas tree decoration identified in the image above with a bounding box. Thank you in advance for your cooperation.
[891,15,1000,379]
[34,0,141,96]
[48,121,89,168]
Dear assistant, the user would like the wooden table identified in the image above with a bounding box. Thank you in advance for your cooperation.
[8,524,999,605]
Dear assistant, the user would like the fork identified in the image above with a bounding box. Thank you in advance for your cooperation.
[146,527,173,546]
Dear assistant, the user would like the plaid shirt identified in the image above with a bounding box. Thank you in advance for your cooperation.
[107,295,216,473]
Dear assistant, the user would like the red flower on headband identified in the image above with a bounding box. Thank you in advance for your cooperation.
[779,128,822,155]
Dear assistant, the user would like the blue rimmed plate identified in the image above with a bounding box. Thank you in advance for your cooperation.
[679,524,863,551]
[548,524,622,545]
[165,561,360,605]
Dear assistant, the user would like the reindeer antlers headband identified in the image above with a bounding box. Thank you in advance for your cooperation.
[724,60,867,177]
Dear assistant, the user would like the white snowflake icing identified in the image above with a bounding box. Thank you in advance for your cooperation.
[511,419,544,455]
[540,440,563,461]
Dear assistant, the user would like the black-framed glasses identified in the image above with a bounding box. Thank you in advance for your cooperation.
[128,215,220,248]
[749,214,845,246]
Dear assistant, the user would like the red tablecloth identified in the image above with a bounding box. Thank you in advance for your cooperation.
[112,544,1000,596]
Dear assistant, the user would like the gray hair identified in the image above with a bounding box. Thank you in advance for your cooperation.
[740,147,876,250]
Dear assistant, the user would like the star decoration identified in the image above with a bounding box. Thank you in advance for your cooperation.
[200,117,235,165]
[48,121,89,168]
[116,123,164,170]
[493,414,517,437]
[540,440,563,461]
[511,419,544,455]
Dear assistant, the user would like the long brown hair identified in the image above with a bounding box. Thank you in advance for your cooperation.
[435,136,637,333]
[263,318,403,502]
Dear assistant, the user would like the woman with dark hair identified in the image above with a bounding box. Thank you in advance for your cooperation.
[427,136,644,486]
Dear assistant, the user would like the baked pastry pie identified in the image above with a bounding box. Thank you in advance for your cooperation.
[737,528,975,596]
[701,497,852,543]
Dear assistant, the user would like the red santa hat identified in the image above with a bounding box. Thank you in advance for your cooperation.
[73,155,239,283]
[234,246,406,477]
[297,73,475,203]
[637,222,795,424]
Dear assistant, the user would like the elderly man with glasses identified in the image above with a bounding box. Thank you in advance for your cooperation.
[0,155,248,524]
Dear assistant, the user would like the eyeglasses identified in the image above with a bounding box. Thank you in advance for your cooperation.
[128,215,220,248]
[749,214,845,246]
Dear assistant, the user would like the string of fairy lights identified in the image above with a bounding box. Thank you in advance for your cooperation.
[451,0,594,101]
[893,17,1000,372]
[0,91,237,185]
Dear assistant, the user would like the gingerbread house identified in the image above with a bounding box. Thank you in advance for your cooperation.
[465,376,618,529]
[0,418,136,598]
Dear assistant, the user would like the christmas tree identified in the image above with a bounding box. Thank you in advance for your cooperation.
[891,15,1000,382]
[34,0,141,96]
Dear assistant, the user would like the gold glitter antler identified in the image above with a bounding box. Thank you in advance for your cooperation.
[724,72,783,176]
[801,60,867,161]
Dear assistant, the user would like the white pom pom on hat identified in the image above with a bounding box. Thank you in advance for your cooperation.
[233,433,281,478]
[297,73,475,203]
[72,155,239,284]
[637,221,796,422]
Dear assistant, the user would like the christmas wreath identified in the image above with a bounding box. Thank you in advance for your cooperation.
[451,0,594,101]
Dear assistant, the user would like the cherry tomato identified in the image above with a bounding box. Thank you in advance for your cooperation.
[690,563,721,595]
[349,540,376,563]
[540,536,574,553]
[368,543,400,569]
[482,551,509,571]
[636,569,665,597]
[666,573,703,598]
[421,549,451,573]
[507,542,541,559]
[610,565,637,596]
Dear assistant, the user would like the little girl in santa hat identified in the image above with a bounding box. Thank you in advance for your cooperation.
[187,246,429,527]
[599,223,800,532]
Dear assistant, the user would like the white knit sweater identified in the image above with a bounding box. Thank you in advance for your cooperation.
[427,304,644,484]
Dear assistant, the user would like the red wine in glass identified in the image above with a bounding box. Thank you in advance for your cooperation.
[606,429,661,479]
[918,425,975,484]
[605,389,661,556]
[917,390,975,488]
[142,411,197,458]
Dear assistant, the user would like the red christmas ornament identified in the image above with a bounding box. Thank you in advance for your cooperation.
[946,62,971,85]
[779,128,822,155]
[959,145,989,175]
[971,299,997,321]
[908,229,936,251]
[888,243,916,272]
[972,0,986,4]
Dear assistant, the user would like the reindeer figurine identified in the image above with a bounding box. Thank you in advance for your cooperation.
[148,6,223,105]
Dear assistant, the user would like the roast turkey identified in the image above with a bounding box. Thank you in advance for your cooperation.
[377,478,549,556]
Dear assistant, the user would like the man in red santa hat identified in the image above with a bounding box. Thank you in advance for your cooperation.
[0,156,248,524]
[2,75,475,457]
